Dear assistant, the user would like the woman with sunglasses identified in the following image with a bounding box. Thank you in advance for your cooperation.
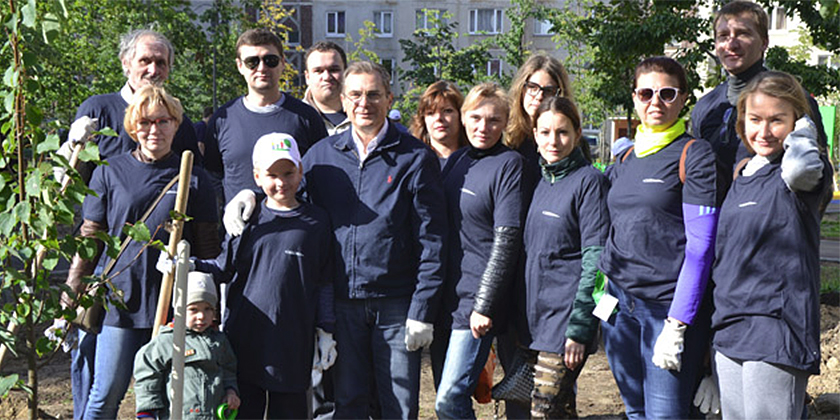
[65,85,220,418]
[598,56,722,419]
[435,83,527,419]
[711,71,830,419]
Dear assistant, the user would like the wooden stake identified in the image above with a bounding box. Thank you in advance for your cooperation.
[152,151,193,337]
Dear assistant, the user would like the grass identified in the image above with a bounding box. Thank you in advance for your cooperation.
[821,263,840,295]
[822,215,840,240]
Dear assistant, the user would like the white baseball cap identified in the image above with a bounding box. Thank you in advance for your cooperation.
[388,109,401,121]
[252,132,302,170]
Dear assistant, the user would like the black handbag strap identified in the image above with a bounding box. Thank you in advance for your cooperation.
[101,174,180,277]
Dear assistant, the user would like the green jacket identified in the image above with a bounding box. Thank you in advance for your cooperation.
[134,326,238,419]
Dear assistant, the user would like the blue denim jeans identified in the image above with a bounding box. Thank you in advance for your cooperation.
[71,328,97,419]
[435,329,494,420]
[81,325,151,419]
[333,297,420,419]
[601,283,708,420]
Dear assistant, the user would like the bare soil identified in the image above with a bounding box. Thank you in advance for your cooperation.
[0,303,837,419]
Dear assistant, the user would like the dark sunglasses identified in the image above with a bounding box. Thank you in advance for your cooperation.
[242,54,282,70]
[525,81,561,98]
[634,87,681,104]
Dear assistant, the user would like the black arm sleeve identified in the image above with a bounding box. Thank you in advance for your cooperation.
[471,226,522,318]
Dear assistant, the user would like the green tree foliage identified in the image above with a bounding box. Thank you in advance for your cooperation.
[492,0,544,83]
[766,47,840,102]
[757,0,840,54]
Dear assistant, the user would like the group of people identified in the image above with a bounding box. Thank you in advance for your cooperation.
[52,1,832,419]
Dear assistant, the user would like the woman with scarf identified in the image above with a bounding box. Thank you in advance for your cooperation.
[522,96,609,418]
[598,56,722,419]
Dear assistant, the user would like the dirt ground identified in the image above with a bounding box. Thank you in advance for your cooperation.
[0,303,837,419]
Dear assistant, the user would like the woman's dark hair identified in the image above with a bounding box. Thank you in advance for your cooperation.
[410,80,467,149]
[634,56,687,91]
[532,96,592,162]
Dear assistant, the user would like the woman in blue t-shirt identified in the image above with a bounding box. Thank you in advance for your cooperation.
[712,71,830,419]
[523,97,609,418]
[434,83,526,419]
[65,85,219,419]
[598,56,721,419]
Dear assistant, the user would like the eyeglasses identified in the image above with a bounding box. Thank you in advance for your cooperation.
[525,81,561,98]
[634,87,681,104]
[344,91,384,104]
[137,117,173,131]
[242,54,282,70]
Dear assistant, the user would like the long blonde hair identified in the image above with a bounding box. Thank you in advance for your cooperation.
[736,71,813,154]
[506,54,572,149]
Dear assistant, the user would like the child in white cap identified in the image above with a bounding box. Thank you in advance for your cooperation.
[133,272,240,419]
[188,133,336,419]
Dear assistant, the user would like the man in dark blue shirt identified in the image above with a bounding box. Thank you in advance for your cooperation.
[302,62,447,419]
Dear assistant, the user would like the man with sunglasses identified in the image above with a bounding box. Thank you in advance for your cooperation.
[60,29,202,184]
[301,61,447,419]
[691,0,825,179]
[203,28,327,206]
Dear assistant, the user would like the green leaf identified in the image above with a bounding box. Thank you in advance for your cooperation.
[77,237,98,260]
[0,213,15,236]
[36,337,54,357]
[123,222,151,243]
[41,13,61,43]
[13,202,30,225]
[15,301,30,318]
[96,127,118,137]
[21,0,37,29]
[43,252,59,270]
[0,374,18,397]
[3,67,16,88]
[37,133,60,153]
[78,142,100,162]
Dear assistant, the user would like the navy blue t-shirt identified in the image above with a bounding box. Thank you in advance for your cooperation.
[711,157,830,374]
[598,134,720,303]
[203,201,334,392]
[204,95,328,203]
[75,93,202,165]
[443,144,526,330]
[524,165,609,353]
[82,153,218,328]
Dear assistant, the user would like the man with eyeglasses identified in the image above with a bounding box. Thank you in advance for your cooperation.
[303,41,351,136]
[301,61,447,419]
[691,0,825,178]
[203,28,327,207]
[59,29,202,184]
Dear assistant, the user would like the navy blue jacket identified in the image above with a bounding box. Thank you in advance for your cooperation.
[302,124,447,323]
[75,92,203,166]
[711,156,830,374]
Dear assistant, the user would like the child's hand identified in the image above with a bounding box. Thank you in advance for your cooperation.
[224,389,241,410]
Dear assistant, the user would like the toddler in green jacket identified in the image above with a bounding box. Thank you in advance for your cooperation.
[134,272,240,419]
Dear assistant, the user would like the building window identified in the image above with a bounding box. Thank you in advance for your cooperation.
[470,9,504,34]
[534,18,552,36]
[770,7,786,30]
[381,58,396,84]
[818,54,839,69]
[487,58,502,77]
[416,8,446,30]
[326,11,345,37]
[374,11,393,37]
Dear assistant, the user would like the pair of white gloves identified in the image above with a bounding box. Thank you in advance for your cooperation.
[224,192,436,354]
[651,318,720,415]
[54,116,98,182]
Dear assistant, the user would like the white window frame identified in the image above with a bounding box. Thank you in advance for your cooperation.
[326,11,345,37]
[416,8,446,31]
[533,18,552,36]
[769,7,786,30]
[470,9,504,34]
[380,58,396,85]
[487,58,503,78]
[374,11,394,38]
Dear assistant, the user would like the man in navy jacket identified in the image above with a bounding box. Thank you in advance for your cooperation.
[302,61,447,419]
[691,0,825,178]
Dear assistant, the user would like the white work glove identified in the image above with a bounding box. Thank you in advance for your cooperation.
[223,190,257,237]
[155,250,194,275]
[313,328,337,372]
[404,319,433,352]
[693,374,721,415]
[68,116,98,145]
[651,318,686,371]
[44,319,76,352]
